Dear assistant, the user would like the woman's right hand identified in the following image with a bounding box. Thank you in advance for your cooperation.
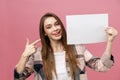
[22,38,41,57]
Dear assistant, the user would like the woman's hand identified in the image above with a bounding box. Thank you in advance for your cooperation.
[105,27,118,42]
[22,38,41,57]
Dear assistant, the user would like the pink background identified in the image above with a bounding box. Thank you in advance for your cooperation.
[0,0,120,80]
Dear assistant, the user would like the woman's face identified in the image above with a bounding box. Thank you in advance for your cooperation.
[44,17,62,42]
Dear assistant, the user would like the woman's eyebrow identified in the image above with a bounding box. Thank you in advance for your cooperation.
[45,24,51,27]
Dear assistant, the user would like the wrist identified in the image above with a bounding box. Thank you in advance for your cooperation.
[107,39,113,44]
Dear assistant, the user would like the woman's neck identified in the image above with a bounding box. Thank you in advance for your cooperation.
[50,40,64,53]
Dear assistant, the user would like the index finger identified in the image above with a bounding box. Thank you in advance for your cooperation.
[31,39,41,45]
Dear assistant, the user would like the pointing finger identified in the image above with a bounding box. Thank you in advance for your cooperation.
[31,39,41,45]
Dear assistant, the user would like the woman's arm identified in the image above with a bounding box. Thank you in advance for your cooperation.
[14,55,34,79]
[85,27,118,71]
[101,27,118,62]
[14,38,40,79]
[16,38,40,73]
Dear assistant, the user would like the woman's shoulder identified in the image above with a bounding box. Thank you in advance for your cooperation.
[74,44,86,54]
[74,44,86,49]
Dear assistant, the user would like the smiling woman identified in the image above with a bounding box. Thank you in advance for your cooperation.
[43,17,62,41]
[14,12,118,80]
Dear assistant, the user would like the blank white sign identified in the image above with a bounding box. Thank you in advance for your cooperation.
[66,14,108,44]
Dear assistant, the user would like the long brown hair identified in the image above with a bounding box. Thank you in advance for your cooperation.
[39,12,78,80]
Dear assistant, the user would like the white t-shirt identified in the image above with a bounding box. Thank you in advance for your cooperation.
[53,51,69,80]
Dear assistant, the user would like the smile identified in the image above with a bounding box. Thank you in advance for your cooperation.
[53,31,61,37]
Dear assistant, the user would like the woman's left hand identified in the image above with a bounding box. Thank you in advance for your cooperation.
[105,27,118,42]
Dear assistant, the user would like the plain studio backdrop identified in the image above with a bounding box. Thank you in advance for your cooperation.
[0,0,120,80]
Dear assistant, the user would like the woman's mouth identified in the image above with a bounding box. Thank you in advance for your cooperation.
[54,31,61,37]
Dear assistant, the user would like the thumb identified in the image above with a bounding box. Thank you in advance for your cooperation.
[26,38,29,45]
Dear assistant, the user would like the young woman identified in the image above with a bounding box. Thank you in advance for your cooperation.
[14,12,118,80]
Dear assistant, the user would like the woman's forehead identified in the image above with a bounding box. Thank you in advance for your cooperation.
[44,17,57,25]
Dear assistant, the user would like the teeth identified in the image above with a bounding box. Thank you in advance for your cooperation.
[54,31,60,35]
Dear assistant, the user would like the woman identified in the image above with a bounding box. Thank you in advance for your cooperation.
[14,12,118,80]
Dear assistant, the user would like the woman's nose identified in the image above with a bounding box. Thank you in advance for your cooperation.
[53,26,57,30]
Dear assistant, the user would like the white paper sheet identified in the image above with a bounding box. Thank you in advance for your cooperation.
[66,14,108,44]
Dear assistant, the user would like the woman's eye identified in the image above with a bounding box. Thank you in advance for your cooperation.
[55,22,59,26]
[45,24,52,29]
[46,26,51,29]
